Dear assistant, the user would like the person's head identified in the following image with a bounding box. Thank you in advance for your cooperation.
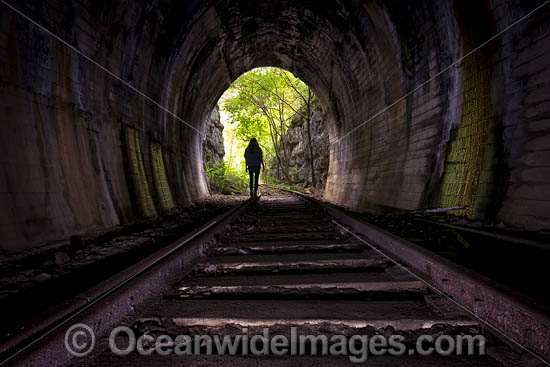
[247,138,259,152]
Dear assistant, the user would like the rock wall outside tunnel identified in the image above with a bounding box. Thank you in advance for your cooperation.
[281,103,331,190]
[202,106,225,168]
[0,0,549,252]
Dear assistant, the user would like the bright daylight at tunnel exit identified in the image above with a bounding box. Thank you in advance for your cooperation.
[205,67,327,197]
[1,1,550,366]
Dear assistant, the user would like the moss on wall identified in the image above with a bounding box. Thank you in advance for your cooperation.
[434,0,498,219]
[124,127,157,218]
[150,142,175,213]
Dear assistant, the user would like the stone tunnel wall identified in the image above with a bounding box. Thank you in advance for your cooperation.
[1,0,549,252]
[0,1,209,252]
[324,0,550,231]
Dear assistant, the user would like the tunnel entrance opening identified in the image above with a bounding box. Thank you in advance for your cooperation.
[202,67,330,196]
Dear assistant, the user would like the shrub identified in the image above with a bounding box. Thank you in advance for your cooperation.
[206,160,248,194]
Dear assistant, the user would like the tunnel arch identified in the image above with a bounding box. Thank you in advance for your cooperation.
[1,0,549,251]
[206,65,333,191]
[159,0,407,203]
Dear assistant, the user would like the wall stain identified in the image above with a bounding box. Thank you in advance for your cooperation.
[434,0,500,219]
[150,142,175,213]
[124,126,157,218]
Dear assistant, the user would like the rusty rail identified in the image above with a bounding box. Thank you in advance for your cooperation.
[278,187,550,363]
[0,196,259,366]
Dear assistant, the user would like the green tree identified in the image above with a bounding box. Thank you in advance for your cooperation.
[276,69,316,187]
[220,67,314,184]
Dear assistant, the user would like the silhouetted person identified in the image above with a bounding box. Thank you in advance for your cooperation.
[244,138,265,198]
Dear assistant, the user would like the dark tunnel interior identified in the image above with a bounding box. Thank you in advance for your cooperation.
[1,0,550,365]
[1,0,549,250]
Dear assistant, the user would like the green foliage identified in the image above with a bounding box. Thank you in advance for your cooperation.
[222,67,310,139]
[206,160,247,193]
[219,67,314,184]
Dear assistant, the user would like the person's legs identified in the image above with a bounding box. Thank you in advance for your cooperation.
[248,166,260,197]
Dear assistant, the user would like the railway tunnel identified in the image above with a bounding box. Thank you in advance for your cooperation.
[2,0,549,252]
[1,0,550,365]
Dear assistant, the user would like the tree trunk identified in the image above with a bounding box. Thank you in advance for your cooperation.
[267,117,292,183]
[279,105,291,184]
[306,87,316,188]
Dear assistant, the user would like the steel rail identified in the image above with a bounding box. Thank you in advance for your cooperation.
[0,196,259,366]
[275,187,550,364]
[414,218,550,251]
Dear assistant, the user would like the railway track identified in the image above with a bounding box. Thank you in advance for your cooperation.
[3,192,549,366]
